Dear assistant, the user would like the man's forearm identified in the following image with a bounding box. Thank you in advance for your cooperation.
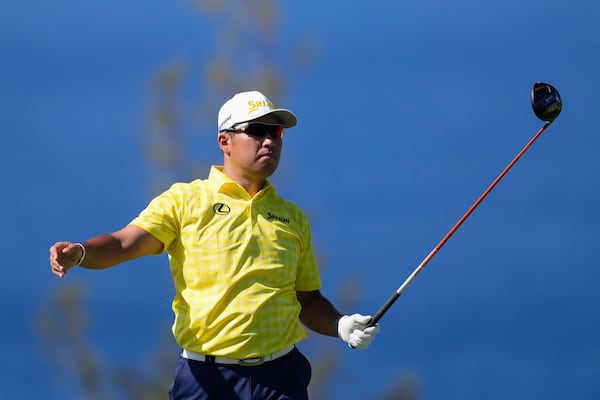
[78,233,130,269]
[298,291,343,337]
[78,225,163,269]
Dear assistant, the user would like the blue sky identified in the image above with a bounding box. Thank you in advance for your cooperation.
[3,1,600,399]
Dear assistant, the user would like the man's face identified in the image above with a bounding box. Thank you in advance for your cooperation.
[221,114,284,181]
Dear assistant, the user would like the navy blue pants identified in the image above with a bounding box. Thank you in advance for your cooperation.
[169,348,312,400]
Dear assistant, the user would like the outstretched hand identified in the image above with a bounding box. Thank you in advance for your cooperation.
[337,314,381,349]
[49,242,83,278]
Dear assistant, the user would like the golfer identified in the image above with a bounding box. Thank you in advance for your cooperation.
[49,91,380,400]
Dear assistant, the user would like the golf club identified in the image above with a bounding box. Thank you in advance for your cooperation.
[367,82,562,327]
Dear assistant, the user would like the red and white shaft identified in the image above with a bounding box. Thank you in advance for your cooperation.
[369,120,553,326]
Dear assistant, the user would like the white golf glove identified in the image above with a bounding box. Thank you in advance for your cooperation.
[337,314,380,349]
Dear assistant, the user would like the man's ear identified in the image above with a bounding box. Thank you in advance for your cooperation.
[217,133,231,154]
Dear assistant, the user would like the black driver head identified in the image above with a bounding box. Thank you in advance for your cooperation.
[531,82,562,122]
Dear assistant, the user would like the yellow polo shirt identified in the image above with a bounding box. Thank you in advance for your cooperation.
[130,166,321,358]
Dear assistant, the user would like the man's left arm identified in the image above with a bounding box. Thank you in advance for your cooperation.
[296,290,380,349]
[296,290,342,337]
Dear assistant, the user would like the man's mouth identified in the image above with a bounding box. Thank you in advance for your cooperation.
[259,152,277,160]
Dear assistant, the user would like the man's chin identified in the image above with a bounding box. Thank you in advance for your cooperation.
[257,159,279,177]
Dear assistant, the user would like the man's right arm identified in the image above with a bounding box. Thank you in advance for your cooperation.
[49,225,164,278]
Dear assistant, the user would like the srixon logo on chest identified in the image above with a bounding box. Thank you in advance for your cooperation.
[267,212,290,224]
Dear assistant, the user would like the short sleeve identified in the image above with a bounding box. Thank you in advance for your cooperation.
[129,184,183,253]
[294,212,322,292]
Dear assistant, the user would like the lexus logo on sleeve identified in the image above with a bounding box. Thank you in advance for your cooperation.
[213,203,231,215]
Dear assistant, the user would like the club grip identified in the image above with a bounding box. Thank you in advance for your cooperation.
[368,292,402,327]
[348,293,401,349]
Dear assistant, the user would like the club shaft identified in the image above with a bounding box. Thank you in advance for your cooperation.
[370,121,552,326]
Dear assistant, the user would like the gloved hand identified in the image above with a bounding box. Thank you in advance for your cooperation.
[337,314,381,349]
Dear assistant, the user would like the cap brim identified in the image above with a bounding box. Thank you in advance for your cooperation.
[269,109,297,128]
[247,109,297,128]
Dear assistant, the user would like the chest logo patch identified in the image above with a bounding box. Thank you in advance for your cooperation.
[213,203,231,215]
[267,212,290,224]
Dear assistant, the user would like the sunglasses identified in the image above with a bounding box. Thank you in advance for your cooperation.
[223,122,284,139]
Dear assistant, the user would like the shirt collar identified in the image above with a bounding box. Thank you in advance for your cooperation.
[208,166,276,197]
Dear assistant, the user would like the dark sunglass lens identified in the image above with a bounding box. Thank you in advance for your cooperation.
[247,123,283,138]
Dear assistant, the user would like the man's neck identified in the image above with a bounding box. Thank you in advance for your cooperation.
[221,167,266,197]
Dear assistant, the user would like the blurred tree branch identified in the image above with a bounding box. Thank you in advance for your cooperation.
[37,284,109,400]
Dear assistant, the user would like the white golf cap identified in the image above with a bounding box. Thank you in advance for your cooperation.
[218,91,297,132]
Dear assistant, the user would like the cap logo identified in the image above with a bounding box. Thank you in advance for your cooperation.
[248,99,274,113]
[219,114,232,130]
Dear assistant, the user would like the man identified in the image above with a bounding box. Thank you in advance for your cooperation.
[49,91,380,399]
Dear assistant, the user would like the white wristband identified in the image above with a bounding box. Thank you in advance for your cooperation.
[74,243,86,266]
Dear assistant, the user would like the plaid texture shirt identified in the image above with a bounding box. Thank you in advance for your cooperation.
[130,166,321,358]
